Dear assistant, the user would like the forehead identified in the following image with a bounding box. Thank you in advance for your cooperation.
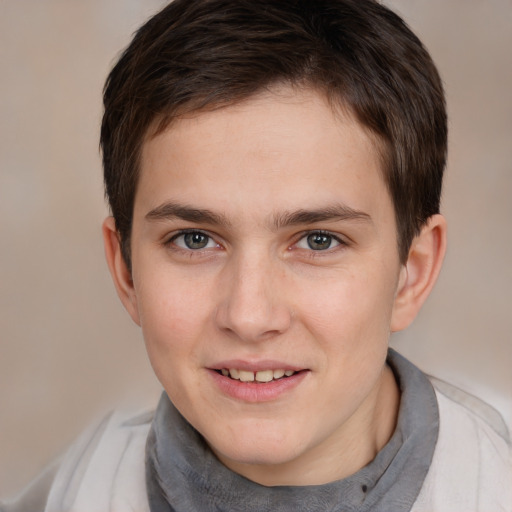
[136,87,392,223]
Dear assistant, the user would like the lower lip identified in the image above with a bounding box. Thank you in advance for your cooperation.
[208,369,309,403]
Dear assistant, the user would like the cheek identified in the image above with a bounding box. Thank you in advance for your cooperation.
[135,276,213,403]
[135,271,213,358]
[295,266,397,351]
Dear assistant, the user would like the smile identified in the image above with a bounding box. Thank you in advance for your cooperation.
[209,365,309,402]
[218,368,296,382]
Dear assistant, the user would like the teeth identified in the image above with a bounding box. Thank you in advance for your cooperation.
[222,368,296,382]
[238,370,255,382]
[273,369,285,379]
[255,370,273,383]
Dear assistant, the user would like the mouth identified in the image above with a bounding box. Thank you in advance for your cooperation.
[209,364,309,402]
[215,368,298,383]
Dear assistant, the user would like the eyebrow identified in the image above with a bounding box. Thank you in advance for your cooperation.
[272,204,372,230]
[145,201,371,229]
[145,201,232,227]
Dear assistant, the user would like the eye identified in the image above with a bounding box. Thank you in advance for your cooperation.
[296,231,341,251]
[172,231,217,250]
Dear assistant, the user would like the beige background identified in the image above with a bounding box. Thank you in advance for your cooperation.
[1,0,511,498]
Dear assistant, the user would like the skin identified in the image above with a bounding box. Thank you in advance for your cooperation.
[104,86,446,486]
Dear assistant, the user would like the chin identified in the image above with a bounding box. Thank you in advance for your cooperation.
[205,423,307,467]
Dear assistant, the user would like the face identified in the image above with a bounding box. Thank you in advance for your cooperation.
[122,88,407,485]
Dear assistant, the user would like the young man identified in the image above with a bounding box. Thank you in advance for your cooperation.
[3,0,511,511]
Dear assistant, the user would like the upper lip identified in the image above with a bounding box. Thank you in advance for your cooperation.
[209,359,305,372]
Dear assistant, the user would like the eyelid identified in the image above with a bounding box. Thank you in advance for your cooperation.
[293,230,348,251]
[166,228,222,250]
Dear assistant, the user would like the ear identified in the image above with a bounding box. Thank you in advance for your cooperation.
[102,217,141,326]
[391,214,447,332]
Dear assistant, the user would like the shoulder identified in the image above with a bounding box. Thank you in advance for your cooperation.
[1,408,153,512]
[0,461,60,512]
[413,377,512,512]
[431,376,510,441]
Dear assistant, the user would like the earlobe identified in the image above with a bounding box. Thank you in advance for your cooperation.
[102,217,141,326]
[391,214,447,332]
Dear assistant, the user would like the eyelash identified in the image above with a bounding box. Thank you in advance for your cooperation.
[166,229,221,253]
[165,229,347,256]
[293,230,347,254]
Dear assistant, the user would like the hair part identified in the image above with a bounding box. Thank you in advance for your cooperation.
[101,0,447,269]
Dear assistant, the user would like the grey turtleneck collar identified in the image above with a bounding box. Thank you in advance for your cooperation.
[145,349,439,512]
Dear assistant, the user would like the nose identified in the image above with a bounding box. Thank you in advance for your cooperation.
[215,251,292,343]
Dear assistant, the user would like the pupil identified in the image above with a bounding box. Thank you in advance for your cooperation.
[184,232,208,249]
[307,233,331,250]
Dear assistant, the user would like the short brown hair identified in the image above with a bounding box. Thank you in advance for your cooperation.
[101,0,447,267]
